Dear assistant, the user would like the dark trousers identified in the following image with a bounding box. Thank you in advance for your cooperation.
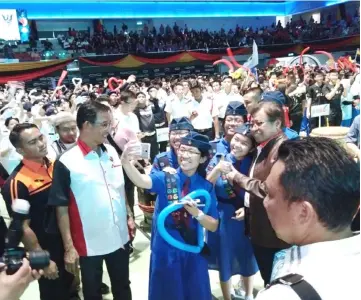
[79,247,131,300]
[310,116,327,131]
[252,244,283,286]
[159,140,167,153]
[39,262,74,300]
[155,123,168,153]
[328,112,342,126]
[39,235,75,300]
[141,134,159,163]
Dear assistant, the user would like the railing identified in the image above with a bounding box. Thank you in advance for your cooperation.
[1,34,359,62]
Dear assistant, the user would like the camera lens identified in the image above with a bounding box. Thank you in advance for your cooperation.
[28,250,50,270]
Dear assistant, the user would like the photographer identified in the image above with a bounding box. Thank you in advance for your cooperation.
[0,258,43,300]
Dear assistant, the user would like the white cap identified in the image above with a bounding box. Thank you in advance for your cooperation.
[12,199,30,215]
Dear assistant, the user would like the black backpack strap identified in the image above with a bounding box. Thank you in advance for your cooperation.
[268,273,322,300]
[107,134,123,156]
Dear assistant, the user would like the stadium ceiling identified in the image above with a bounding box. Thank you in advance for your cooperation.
[0,1,351,19]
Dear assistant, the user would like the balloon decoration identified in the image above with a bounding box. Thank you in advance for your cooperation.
[315,50,337,69]
[72,77,82,86]
[315,50,358,72]
[57,70,68,87]
[299,46,310,70]
[212,48,249,80]
[108,77,123,91]
[157,189,212,254]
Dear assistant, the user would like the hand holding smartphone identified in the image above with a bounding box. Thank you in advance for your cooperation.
[128,142,151,159]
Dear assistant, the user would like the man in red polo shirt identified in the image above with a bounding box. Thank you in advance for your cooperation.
[48,101,134,300]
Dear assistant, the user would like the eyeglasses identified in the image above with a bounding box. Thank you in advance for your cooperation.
[93,121,112,129]
[178,147,201,157]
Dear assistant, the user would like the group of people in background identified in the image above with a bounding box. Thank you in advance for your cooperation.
[0,58,359,300]
[55,13,360,55]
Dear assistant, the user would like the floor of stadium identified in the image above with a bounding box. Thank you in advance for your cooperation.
[0,192,264,300]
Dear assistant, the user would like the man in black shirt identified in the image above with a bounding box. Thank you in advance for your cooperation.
[322,69,345,126]
[307,71,326,129]
[1,124,75,300]
[148,86,167,153]
[134,92,159,162]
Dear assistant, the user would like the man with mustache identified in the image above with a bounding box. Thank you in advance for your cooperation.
[225,101,290,286]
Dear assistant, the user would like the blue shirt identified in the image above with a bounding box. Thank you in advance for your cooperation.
[151,149,178,174]
[207,153,253,208]
[148,169,218,255]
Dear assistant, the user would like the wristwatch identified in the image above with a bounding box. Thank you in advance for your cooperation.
[195,210,205,221]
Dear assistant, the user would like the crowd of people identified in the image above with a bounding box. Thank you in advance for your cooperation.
[0,57,359,300]
[55,15,360,55]
[1,12,359,62]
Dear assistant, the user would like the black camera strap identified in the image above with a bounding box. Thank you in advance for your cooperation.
[268,273,322,300]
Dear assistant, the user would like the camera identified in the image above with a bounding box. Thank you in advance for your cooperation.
[0,199,50,275]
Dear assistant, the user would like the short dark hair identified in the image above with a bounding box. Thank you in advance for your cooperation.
[76,100,110,130]
[244,86,263,101]
[96,95,110,104]
[119,90,136,104]
[315,71,325,77]
[190,84,202,91]
[172,82,183,91]
[222,76,233,81]
[147,86,158,93]
[5,117,19,128]
[277,137,360,231]
[9,123,38,148]
[251,101,284,127]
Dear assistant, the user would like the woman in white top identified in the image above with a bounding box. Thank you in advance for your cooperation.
[0,117,22,174]
[112,90,140,136]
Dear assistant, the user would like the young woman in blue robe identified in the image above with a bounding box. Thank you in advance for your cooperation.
[121,131,219,300]
[206,124,259,300]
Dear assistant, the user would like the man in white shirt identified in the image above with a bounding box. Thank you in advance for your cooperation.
[181,80,193,100]
[164,82,193,122]
[216,76,244,120]
[189,84,219,140]
[48,101,135,300]
[256,137,360,300]
[48,112,77,160]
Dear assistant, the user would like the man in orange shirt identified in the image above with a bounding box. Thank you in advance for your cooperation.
[1,123,76,300]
